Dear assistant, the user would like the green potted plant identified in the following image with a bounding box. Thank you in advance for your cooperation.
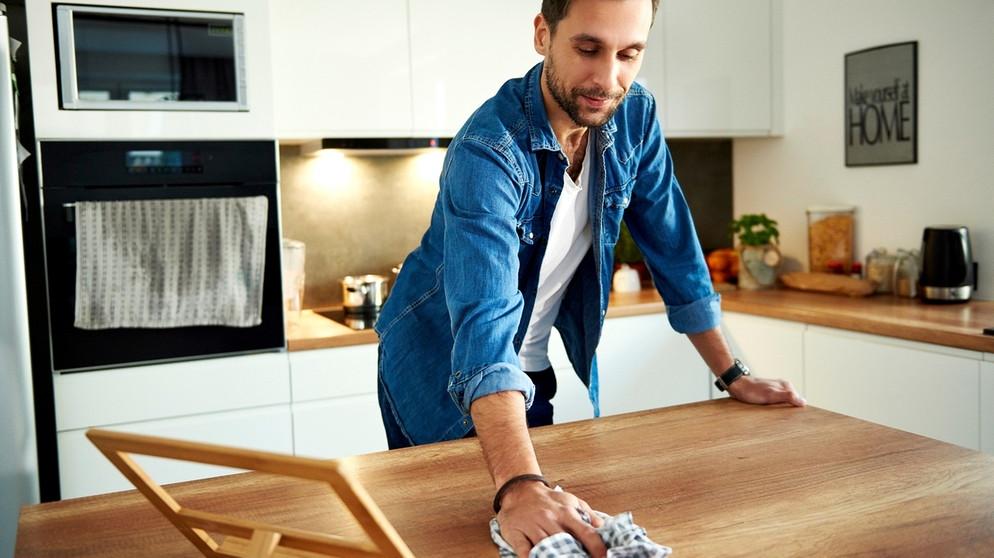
[728,213,782,290]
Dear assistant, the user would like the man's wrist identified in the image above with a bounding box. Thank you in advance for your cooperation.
[493,474,550,513]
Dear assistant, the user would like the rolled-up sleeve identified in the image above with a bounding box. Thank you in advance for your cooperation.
[441,138,535,414]
[624,95,722,335]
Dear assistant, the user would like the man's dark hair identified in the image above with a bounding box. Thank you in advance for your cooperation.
[541,0,660,33]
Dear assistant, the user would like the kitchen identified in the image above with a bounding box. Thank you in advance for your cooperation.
[2,0,994,557]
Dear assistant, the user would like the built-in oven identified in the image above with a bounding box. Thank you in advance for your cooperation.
[54,4,247,111]
[39,140,284,373]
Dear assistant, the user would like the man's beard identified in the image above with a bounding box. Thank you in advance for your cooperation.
[545,55,626,128]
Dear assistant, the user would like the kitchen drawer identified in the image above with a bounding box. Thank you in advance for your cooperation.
[58,404,293,499]
[54,352,291,431]
[289,344,379,403]
[805,327,980,450]
[292,394,387,459]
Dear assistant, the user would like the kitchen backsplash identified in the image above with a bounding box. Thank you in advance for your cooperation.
[279,140,732,308]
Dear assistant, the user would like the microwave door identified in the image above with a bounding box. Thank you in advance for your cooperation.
[55,5,247,111]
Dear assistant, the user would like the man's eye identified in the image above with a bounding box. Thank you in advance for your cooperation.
[577,47,598,56]
[619,51,640,62]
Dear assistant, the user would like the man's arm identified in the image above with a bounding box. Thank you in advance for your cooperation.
[687,326,806,407]
[470,391,607,558]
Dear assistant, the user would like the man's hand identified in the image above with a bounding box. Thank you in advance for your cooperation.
[497,480,605,558]
[727,374,806,407]
[471,391,607,557]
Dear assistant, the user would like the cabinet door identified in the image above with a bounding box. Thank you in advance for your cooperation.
[58,405,293,499]
[651,0,774,136]
[289,344,379,403]
[597,314,710,416]
[805,327,981,450]
[270,0,413,137]
[982,361,994,455]
[55,352,291,431]
[293,394,388,459]
[409,0,541,136]
[715,312,805,399]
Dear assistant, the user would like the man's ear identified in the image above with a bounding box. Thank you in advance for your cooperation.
[534,14,550,56]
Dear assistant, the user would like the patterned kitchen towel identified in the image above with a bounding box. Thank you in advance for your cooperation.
[74,196,269,329]
[490,511,672,558]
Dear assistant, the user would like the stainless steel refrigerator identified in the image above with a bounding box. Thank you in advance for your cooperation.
[0,10,38,558]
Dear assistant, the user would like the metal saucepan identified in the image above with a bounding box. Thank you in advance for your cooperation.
[341,274,389,313]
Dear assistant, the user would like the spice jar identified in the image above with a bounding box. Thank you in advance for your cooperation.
[865,248,897,294]
[807,206,856,273]
[892,249,920,298]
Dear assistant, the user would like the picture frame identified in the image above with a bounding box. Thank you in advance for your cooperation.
[844,41,918,167]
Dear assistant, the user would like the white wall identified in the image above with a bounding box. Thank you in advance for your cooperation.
[733,0,994,300]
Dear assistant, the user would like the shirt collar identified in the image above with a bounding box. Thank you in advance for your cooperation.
[523,62,618,153]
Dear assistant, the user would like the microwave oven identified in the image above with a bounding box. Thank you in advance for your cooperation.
[54,4,247,111]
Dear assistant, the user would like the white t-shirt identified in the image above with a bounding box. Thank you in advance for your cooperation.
[518,139,593,371]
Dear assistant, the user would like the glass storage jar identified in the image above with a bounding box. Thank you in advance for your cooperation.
[807,206,856,273]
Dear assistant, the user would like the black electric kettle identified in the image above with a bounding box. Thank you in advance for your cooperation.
[919,225,976,303]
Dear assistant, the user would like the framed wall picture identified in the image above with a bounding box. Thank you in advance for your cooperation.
[845,41,918,166]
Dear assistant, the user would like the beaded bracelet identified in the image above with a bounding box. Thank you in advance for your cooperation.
[492,474,551,513]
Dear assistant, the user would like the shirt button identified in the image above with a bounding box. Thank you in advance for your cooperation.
[528,232,534,239]
[454,371,461,378]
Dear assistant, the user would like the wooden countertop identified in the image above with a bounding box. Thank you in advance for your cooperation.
[287,288,994,354]
[17,400,994,557]
[720,288,994,354]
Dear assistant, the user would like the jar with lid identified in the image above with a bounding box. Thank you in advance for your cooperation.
[892,249,920,298]
[865,248,897,294]
[807,206,856,273]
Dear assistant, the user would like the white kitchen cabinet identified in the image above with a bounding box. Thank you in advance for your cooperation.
[293,395,387,458]
[638,0,780,136]
[54,352,291,431]
[804,326,981,450]
[269,0,413,138]
[982,361,994,455]
[596,314,710,416]
[408,0,541,136]
[714,312,805,399]
[288,345,387,457]
[58,404,293,499]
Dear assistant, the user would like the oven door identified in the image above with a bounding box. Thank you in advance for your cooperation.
[40,140,284,373]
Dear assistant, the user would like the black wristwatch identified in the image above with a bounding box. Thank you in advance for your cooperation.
[714,359,750,392]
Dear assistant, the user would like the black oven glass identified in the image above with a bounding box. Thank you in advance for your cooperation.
[40,140,284,373]
[71,11,237,103]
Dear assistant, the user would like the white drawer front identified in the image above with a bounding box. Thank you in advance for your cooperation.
[59,404,293,499]
[290,345,379,403]
[55,353,291,431]
[292,395,388,459]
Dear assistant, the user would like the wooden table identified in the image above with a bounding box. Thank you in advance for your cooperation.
[17,400,994,557]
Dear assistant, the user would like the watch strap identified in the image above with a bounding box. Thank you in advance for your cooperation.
[715,359,750,392]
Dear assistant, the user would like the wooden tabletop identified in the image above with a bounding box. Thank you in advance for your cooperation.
[17,400,994,557]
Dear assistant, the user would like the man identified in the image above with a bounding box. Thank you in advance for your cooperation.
[375,0,805,555]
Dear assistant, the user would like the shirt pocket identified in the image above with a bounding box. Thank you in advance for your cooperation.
[602,178,634,245]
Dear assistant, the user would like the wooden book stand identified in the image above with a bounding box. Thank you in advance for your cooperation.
[86,429,415,558]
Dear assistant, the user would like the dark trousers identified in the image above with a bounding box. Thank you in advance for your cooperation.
[378,367,558,450]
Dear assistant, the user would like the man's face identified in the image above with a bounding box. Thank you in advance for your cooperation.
[536,0,653,128]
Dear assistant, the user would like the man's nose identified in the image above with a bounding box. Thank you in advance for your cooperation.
[591,55,622,95]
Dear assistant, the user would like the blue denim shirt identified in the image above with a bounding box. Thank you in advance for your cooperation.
[375,62,720,446]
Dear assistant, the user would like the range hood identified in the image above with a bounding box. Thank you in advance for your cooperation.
[300,137,451,155]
